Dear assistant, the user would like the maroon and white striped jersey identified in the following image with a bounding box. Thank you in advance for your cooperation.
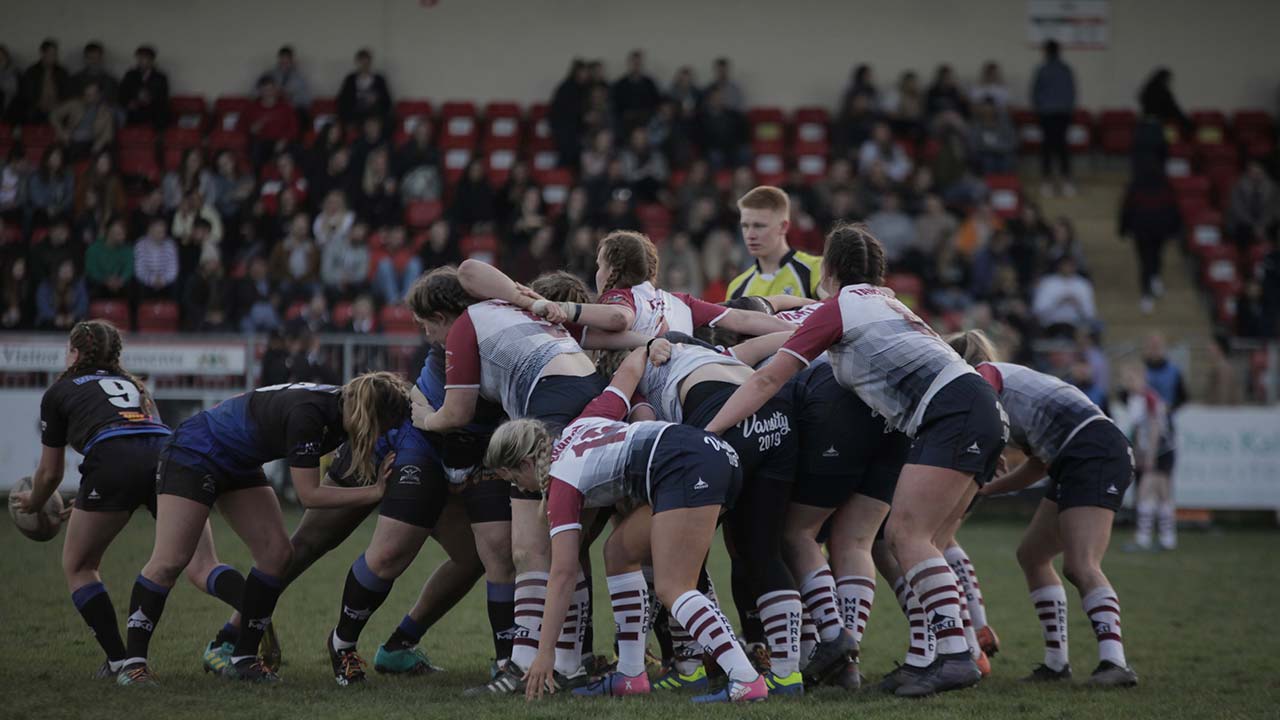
[597,281,729,337]
[444,299,585,418]
[976,362,1108,463]
[637,344,745,423]
[545,387,671,537]
[779,284,976,435]
[774,302,822,326]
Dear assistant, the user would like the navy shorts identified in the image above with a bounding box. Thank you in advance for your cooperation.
[684,380,797,486]
[791,363,907,508]
[648,424,743,515]
[463,477,513,524]
[380,460,450,529]
[156,418,270,506]
[76,434,167,515]
[512,372,608,500]
[906,373,1008,487]
[1046,420,1134,512]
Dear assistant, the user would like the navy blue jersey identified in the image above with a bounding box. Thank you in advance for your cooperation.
[327,419,440,487]
[178,382,346,472]
[417,345,505,434]
[41,370,170,454]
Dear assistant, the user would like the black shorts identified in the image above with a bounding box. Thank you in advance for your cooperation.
[156,444,271,507]
[684,380,797,486]
[791,363,907,508]
[648,424,743,515]
[380,460,450,529]
[511,372,608,500]
[76,434,168,515]
[463,477,513,524]
[1046,420,1134,512]
[906,373,1008,486]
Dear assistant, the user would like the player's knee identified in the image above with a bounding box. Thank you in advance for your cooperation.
[1061,556,1099,590]
[365,544,412,580]
[1015,539,1044,571]
[653,577,688,610]
[602,532,635,574]
[256,539,294,577]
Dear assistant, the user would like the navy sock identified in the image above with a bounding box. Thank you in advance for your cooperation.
[205,564,245,611]
[485,582,516,659]
[385,614,427,652]
[72,582,126,662]
[124,575,170,662]
[731,562,765,645]
[334,554,393,646]
[232,568,285,659]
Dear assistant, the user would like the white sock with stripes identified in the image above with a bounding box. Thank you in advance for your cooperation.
[894,577,935,667]
[904,558,967,656]
[799,567,844,642]
[511,571,547,672]
[1030,584,1069,671]
[837,575,875,646]
[607,571,650,677]
[1082,586,1127,667]
[944,544,989,630]
[757,590,803,676]
[671,590,755,683]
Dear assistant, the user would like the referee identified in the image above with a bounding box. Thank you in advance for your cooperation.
[728,186,823,300]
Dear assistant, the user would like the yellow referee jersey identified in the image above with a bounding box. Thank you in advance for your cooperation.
[726,249,823,300]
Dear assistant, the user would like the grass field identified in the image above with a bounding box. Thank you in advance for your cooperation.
[2,507,1277,720]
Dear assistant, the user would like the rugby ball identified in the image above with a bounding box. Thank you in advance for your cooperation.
[8,475,64,542]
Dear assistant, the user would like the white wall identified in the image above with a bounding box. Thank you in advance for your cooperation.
[3,0,1276,112]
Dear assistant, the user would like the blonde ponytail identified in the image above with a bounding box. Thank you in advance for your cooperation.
[484,419,555,499]
[946,329,1000,365]
[341,371,412,485]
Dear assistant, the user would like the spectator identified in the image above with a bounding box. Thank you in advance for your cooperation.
[1007,201,1051,289]
[864,191,916,265]
[703,57,744,111]
[842,63,878,108]
[72,186,111,248]
[25,145,74,228]
[953,201,1003,259]
[349,115,389,176]
[370,224,421,304]
[853,162,892,216]
[1138,68,1191,137]
[814,158,857,216]
[162,147,216,211]
[313,190,354,248]
[549,60,590,169]
[35,258,87,329]
[833,93,880,160]
[74,150,125,219]
[344,294,377,333]
[1259,235,1280,333]
[647,98,691,168]
[674,158,717,213]
[287,292,333,335]
[1044,215,1087,273]
[508,186,547,247]
[245,76,299,164]
[911,193,958,277]
[269,212,321,301]
[858,120,912,183]
[418,219,458,267]
[1032,255,1096,335]
[495,162,535,228]
[119,45,169,128]
[19,39,70,123]
[336,48,391,126]
[619,126,668,201]
[393,119,441,203]
[85,217,133,299]
[612,49,660,134]
[263,45,310,118]
[1142,333,1189,410]
[931,110,981,204]
[508,226,563,284]
[1,256,32,329]
[320,218,370,299]
[209,150,254,222]
[172,191,222,272]
[0,46,19,121]
[311,121,350,167]
[968,98,1017,174]
[668,66,700,120]
[133,216,179,299]
[1203,335,1244,404]
[449,158,496,230]
[580,128,615,181]
[1226,160,1279,247]
[969,61,1009,109]
[50,79,113,160]
[695,87,748,169]
[659,231,704,297]
[564,225,598,283]
[259,152,309,216]
[0,146,29,223]
[1069,357,1109,413]
[601,187,641,233]
[1120,165,1181,313]
[129,184,164,239]
[1075,326,1110,398]
[924,64,968,120]
[882,70,924,139]
[1236,280,1271,339]
[970,229,1016,299]
[284,329,338,384]
[235,255,280,332]
[1030,40,1076,196]
[69,41,119,105]
[310,146,356,209]
[354,148,398,228]
[184,255,232,331]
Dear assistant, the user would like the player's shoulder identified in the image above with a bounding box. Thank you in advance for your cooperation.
[792,250,823,269]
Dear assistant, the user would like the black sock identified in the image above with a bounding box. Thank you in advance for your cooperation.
[731,562,764,645]
[582,574,595,656]
[485,582,516,659]
[213,622,238,647]
[384,614,427,652]
[334,554,393,647]
[205,564,245,611]
[124,575,170,662]
[232,568,285,659]
[653,605,674,663]
[72,582,126,662]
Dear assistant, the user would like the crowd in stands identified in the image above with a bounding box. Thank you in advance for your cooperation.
[0,37,1277,386]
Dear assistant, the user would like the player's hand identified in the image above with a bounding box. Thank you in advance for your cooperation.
[514,283,542,303]
[647,338,672,366]
[411,400,435,430]
[996,453,1008,477]
[523,651,556,701]
[10,490,35,514]
[58,497,74,521]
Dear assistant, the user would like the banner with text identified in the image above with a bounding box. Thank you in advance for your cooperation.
[0,391,81,491]
[0,340,246,376]
[1027,0,1109,49]
[1173,405,1280,510]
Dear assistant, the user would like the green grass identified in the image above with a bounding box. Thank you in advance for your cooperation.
[2,510,1277,720]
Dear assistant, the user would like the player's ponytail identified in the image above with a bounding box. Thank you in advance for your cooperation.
[946,329,1000,365]
[341,371,412,485]
[484,418,554,501]
[598,230,658,293]
[61,319,158,417]
[822,221,887,289]
[406,266,478,322]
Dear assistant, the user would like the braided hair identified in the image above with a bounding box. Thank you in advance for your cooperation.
[483,418,555,506]
[60,320,156,416]
[530,270,592,305]
[598,230,659,293]
[821,221,887,289]
[406,266,479,321]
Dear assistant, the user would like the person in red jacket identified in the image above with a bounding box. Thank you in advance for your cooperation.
[247,77,299,168]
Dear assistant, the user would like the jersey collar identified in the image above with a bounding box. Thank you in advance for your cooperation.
[754,247,796,274]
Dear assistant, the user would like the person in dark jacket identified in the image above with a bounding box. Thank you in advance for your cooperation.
[336,48,391,126]
[119,45,169,128]
[549,60,590,170]
[20,38,71,123]
[1138,68,1192,137]
[1120,165,1182,313]
[1030,40,1077,196]
[611,50,661,135]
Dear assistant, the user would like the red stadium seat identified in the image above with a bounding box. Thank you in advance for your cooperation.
[136,301,179,333]
[1165,143,1193,177]
[119,146,159,180]
[88,300,131,330]
[311,97,339,133]
[213,95,254,132]
[441,145,472,185]
[118,125,156,148]
[885,273,924,308]
[1098,109,1137,156]
[793,107,829,144]
[169,95,207,129]
[394,99,434,136]
[1187,210,1223,253]
[984,175,1022,218]
[795,140,828,183]
[0,123,12,140]
[753,147,785,186]
[529,103,551,142]
[485,148,517,186]
[1010,108,1040,153]
[636,204,673,244]
[208,129,248,153]
[1189,109,1227,145]
[461,233,499,263]
[1198,245,1239,294]
[21,124,56,146]
[748,106,786,144]
[331,301,355,329]
[484,103,522,150]
[1067,109,1093,153]
[536,168,573,209]
[284,302,305,321]
[405,199,443,229]
[379,304,419,336]
[440,101,478,145]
